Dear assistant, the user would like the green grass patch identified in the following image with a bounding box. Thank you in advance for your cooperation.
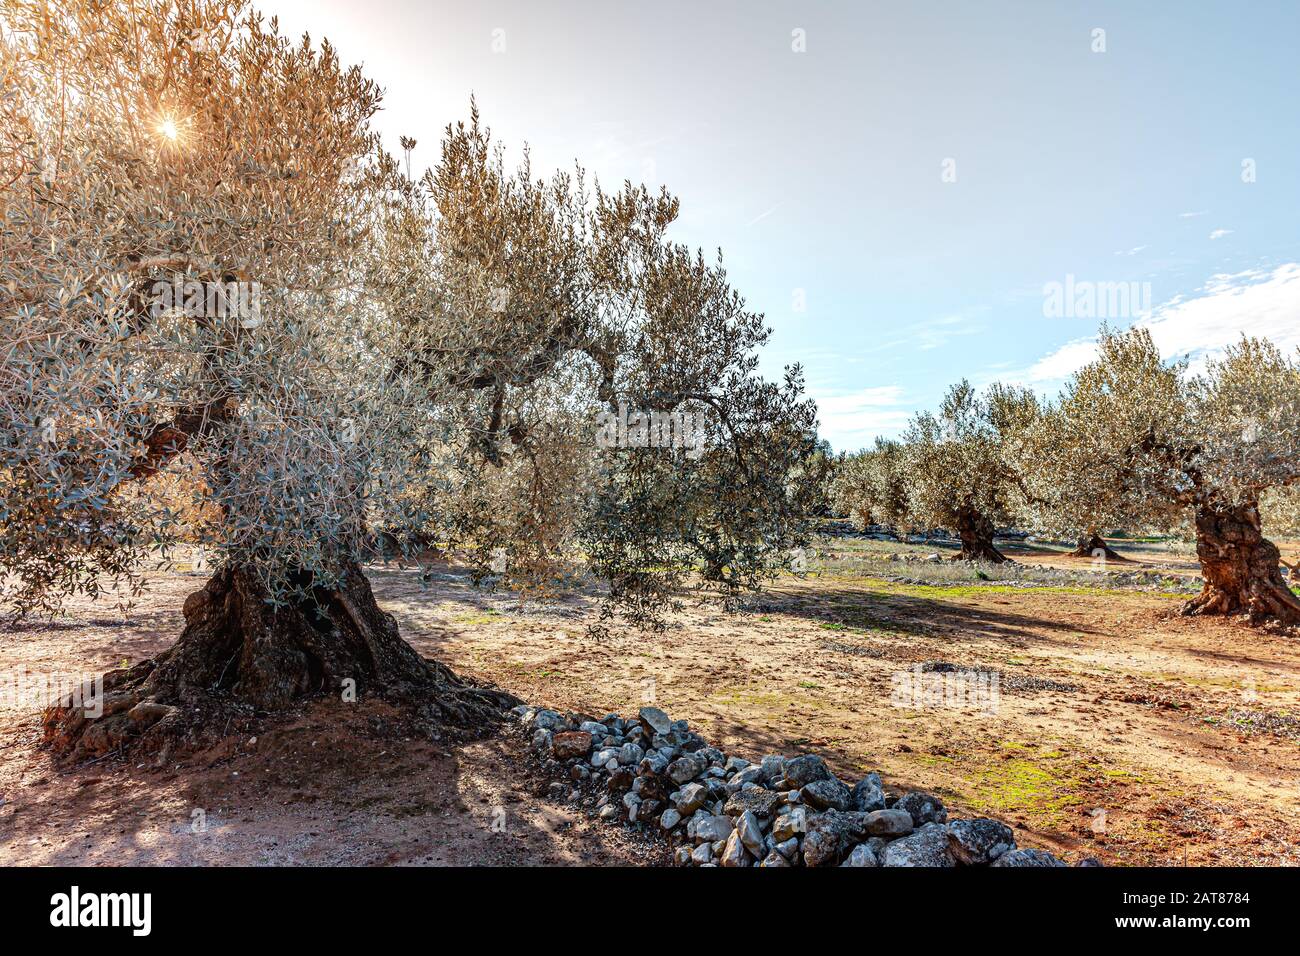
[452,609,504,626]
[852,576,1187,601]
[966,755,1090,824]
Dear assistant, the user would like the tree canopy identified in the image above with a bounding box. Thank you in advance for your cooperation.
[1023,327,1300,622]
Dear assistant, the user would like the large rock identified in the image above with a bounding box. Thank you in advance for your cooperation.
[638,752,669,776]
[673,782,708,815]
[693,814,735,844]
[759,755,787,784]
[633,774,667,802]
[631,798,659,823]
[695,746,725,767]
[772,805,808,843]
[881,824,956,867]
[720,829,751,867]
[851,773,886,812]
[727,765,764,792]
[667,754,705,785]
[551,730,593,760]
[532,709,567,731]
[606,767,634,791]
[638,707,673,736]
[802,778,852,811]
[736,810,766,858]
[783,754,832,788]
[724,787,785,820]
[947,818,1015,865]
[801,810,869,867]
[659,808,682,830]
[991,848,1066,868]
[840,843,879,867]
[895,790,947,827]
[863,808,914,838]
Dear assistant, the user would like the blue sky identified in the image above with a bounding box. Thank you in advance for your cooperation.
[262,0,1300,451]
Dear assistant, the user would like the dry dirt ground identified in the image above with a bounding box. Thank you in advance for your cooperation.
[2,536,1299,866]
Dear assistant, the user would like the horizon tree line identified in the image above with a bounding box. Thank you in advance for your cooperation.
[831,325,1300,626]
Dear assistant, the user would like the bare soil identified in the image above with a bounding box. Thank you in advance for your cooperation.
[1,694,660,866]
[3,538,1299,866]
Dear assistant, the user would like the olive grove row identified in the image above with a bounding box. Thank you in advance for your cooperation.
[831,327,1300,625]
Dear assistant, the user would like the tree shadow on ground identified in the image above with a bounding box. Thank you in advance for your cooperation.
[749,581,1104,649]
[0,700,659,866]
[0,563,610,866]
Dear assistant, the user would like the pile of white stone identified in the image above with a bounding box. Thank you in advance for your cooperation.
[514,704,1090,867]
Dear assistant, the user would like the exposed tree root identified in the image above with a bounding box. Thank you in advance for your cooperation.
[1183,503,1300,627]
[1066,533,1129,563]
[952,541,1009,563]
[43,562,519,762]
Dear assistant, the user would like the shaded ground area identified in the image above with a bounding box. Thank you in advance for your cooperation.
[0,566,659,866]
[2,536,1299,865]
[0,696,661,866]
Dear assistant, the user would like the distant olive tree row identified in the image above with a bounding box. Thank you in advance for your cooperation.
[830,327,1300,626]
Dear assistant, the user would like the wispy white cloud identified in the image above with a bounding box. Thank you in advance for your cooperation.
[1005,263,1300,391]
[830,307,988,358]
[812,385,911,450]
[1114,245,1148,256]
[914,311,987,351]
[1143,264,1300,372]
[1209,228,1234,240]
[1179,210,1209,218]
[745,204,781,228]
[1009,337,1103,387]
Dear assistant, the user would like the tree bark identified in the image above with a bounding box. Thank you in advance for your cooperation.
[1184,502,1300,625]
[953,507,1008,563]
[1067,532,1127,562]
[44,562,518,760]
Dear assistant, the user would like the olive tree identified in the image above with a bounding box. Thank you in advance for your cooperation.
[3,0,825,764]
[901,381,1042,562]
[379,106,823,628]
[1024,327,1300,624]
[831,438,908,532]
[1016,400,1148,563]
[583,367,822,629]
[1,0,513,757]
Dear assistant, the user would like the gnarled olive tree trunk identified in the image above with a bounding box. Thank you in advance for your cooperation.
[1067,531,1127,562]
[1184,502,1300,625]
[953,507,1008,563]
[44,562,517,759]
